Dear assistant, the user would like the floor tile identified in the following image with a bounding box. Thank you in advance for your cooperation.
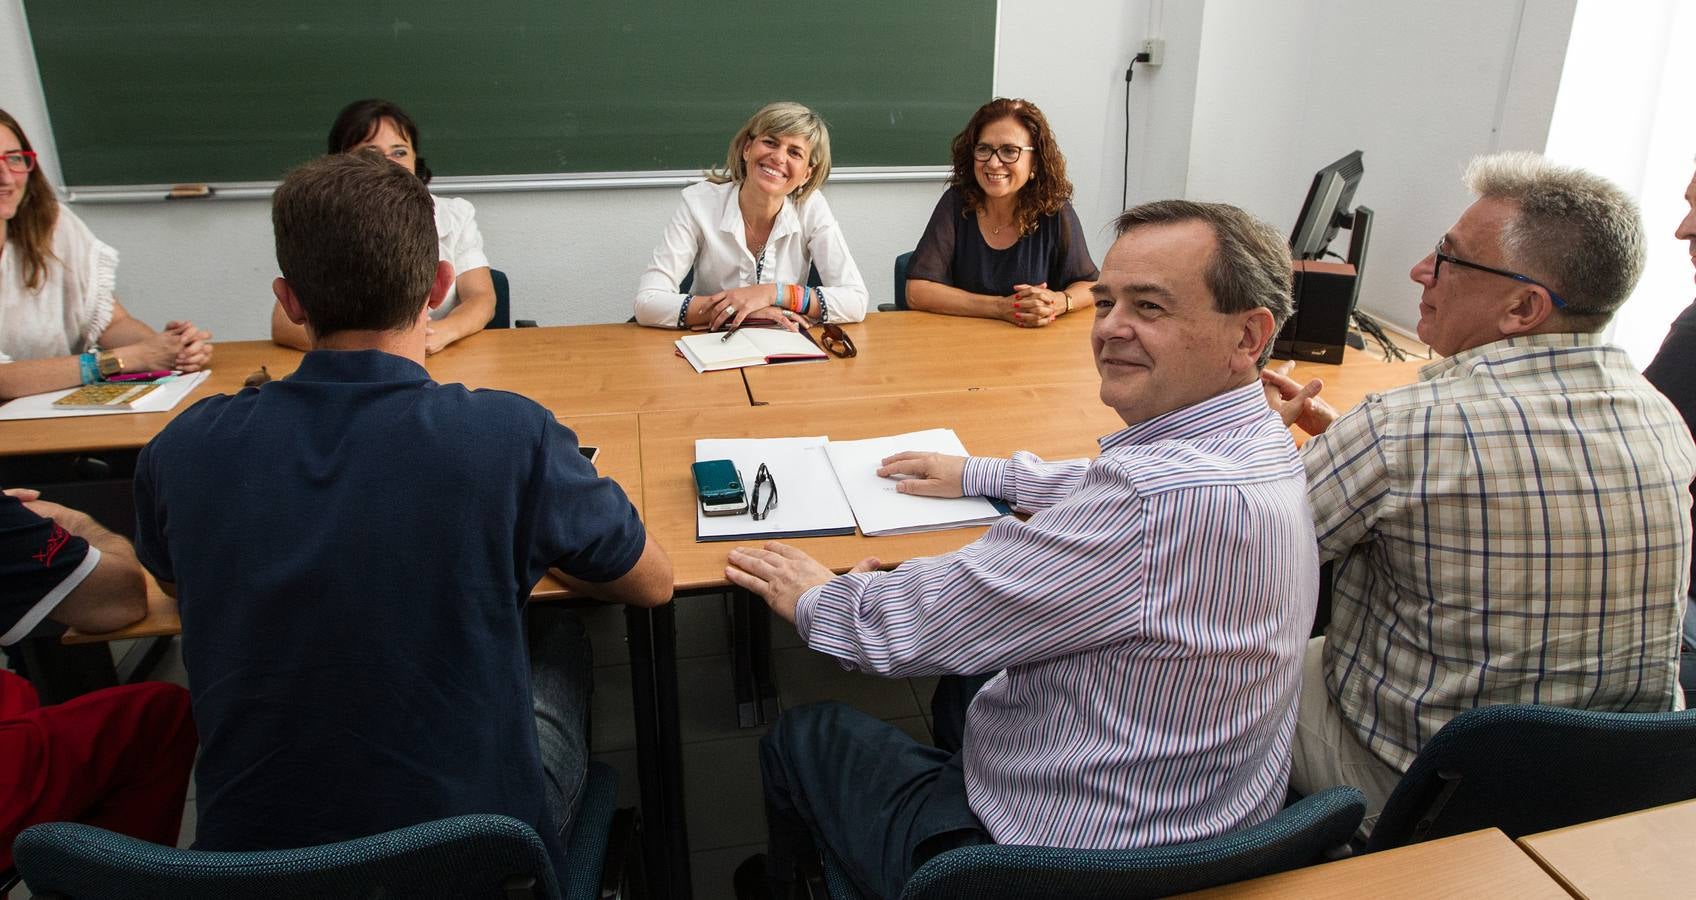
[773,648,921,720]
[886,715,932,744]
[149,636,190,689]
[590,747,641,808]
[673,593,734,659]
[682,736,767,851]
[591,663,635,753]
[575,604,628,667]
[691,841,764,900]
[679,654,765,742]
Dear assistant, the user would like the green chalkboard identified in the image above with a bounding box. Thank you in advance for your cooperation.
[25,0,996,187]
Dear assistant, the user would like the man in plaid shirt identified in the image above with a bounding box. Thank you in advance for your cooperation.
[1265,152,1696,833]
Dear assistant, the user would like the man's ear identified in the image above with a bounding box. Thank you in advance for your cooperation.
[274,277,309,326]
[1236,308,1277,374]
[1498,285,1556,336]
[426,261,455,312]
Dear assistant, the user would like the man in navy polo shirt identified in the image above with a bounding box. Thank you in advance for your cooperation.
[132,152,672,878]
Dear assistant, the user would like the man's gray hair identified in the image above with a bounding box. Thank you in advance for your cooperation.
[1464,152,1644,327]
[1114,200,1294,365]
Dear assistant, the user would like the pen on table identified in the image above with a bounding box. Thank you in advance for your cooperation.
[106,370,177,382]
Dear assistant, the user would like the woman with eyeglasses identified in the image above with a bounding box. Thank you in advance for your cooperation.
[906,98,1097,327]
[0,109,213,401]
[634,101,867,331]
[270,99,495,355]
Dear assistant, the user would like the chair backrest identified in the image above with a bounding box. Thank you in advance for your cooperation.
[489,267,512,329]
[892,251,914,311]
[834,786,1362,900]
[13,814,560,900]
[1367,704,1696,851]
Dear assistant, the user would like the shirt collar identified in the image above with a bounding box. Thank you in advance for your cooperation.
[1418,331,1613,382]
[719,184,795,243]
[286,349,432,384]
[1099,380,1275,451]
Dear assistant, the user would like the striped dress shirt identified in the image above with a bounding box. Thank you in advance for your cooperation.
[796,382,1318,849]
[1305,333,1696,774]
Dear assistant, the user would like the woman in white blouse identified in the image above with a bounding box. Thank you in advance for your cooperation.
[271,99,495,354]
[634,101,867,330]
[0,109,212,401]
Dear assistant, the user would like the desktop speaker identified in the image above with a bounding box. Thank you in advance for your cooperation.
[1272,260,1355,365]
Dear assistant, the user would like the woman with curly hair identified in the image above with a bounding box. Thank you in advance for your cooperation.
[906,98,1097,327]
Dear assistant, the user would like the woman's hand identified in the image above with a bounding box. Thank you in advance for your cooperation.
[693,287,805,332]
[1000,282,1057,328]
[165,321,214,371]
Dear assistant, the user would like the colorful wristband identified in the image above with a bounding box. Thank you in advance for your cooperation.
[78,352,100,385]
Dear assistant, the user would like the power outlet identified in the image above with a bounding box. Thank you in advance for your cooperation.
[1140,38,1166,67]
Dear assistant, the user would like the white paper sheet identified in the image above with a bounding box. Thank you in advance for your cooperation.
[823,429,1005,536]
[0,371,212,421]
[694,436,857,541]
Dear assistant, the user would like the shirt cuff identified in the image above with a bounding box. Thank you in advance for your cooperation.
[1,545,101,646]
[961,456,1011,501]
[794,582,829,643]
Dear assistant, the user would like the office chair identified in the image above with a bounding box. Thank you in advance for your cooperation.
[878,252,914,312]
[488,268,538,329]
[14,762,639,900]
[1366,704,1696,851]
[822,785,1364,899]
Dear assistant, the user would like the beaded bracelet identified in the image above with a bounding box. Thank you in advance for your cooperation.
[677,295,693,329]
[78,352,100,385]
[816,288,829,323]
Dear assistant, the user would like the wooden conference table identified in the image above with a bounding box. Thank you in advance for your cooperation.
[11,311,1429,899]
[1517,797,1696,899]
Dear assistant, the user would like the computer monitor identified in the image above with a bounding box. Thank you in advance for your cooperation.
[1289,150,1365,261]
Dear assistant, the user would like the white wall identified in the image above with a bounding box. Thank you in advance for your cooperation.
[1185,0,1576,333]
[1546,0,1696,367]
[3,0,1187,342]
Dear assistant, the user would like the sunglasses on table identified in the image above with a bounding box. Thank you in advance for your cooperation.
[751,463,779,522]
[815,322,857,359]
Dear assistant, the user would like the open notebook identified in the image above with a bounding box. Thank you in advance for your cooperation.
[676,328,827,373]
[693,429,1008,541]
[0,371,211,421]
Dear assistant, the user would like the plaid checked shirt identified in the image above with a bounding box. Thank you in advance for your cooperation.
[1304,332,1696,773]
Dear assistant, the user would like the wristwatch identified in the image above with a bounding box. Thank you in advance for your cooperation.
[96,350,123,378]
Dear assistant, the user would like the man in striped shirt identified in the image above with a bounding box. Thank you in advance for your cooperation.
[728,201,1319,900]
[1266,153,1696,833]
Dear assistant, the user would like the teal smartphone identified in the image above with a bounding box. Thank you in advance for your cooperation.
[691,459,748,516]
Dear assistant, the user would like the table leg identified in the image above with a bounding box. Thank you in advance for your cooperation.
[731,590,759,727]
[626,602,692,900]
[15,638,118,706]
[748,594,780,723]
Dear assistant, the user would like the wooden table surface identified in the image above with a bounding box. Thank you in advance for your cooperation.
[426,323,748,416]
[62,412,642,643]
[1179,829,1571,899]
[1517,798,1696,899]
[638,382,1126,591]
[1,325,744,458]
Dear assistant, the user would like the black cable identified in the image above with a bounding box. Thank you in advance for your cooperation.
[1352,310,1409,362]
[1123,53,1150,212]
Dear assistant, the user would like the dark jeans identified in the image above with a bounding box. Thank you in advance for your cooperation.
[929,672,998,755]
[528,605,593,846]
[760,701,989,900]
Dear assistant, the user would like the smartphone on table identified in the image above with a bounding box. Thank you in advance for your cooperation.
[692,459,748,516]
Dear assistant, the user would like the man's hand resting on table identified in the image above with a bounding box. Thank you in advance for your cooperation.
[876,451,967,498]
[726,542,879,624]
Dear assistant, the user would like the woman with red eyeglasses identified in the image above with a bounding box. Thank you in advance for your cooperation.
[0,109,213,401]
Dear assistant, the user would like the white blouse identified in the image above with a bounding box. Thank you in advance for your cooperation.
[431,194,490,319]
[633,180,868,328]
[0,205,117,364]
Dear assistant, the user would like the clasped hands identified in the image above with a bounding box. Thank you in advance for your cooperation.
[724,450,966,621]
[694,285,810,333]
[125,320,213,372]
[1002,282,1069,328]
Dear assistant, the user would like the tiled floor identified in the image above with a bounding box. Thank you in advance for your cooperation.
[9,596,942,900]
